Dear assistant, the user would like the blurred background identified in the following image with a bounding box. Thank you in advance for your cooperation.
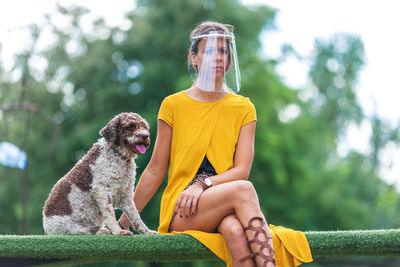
[1,0,400,266]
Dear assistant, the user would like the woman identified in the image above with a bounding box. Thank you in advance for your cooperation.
[119,21,313,267]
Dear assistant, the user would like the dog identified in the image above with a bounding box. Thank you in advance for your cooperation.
[43,112,157,235]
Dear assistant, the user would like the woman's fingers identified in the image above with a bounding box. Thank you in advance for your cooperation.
[175,193,187,217]
[191,184,204,216]
[179,194,188,218]
[175,185,204,219]
[175,190,186,217]
[174,195,182,214]
[185,196,192,218]
[179,190,192,218]
[191,194,198,216]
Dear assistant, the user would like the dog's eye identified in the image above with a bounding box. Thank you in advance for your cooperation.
[128,124,136,130]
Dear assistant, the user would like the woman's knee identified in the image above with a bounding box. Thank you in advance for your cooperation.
[230,180,257,203]
[227,224,247,241]
[219,215,252,262]
[219,215,246,241]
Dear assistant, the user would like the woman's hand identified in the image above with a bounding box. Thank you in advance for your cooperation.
[118,214,131,230]
[174,182,204,218]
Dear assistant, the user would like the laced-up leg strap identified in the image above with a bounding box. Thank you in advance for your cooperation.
[239,216,276,267]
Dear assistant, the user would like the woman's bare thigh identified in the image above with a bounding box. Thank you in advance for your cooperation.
[172,181,243,232]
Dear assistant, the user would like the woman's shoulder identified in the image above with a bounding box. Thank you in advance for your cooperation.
[226,94,257,122]
[163,91,186,102]
[227,93,254,108]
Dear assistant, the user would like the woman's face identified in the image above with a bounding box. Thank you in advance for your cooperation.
[191,37,230,80]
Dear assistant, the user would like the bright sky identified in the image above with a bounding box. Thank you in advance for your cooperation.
[0,0,399,186]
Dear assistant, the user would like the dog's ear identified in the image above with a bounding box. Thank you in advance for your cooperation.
[100,115,120,146]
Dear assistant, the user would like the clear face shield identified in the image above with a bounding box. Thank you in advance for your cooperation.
[191,31,241,93]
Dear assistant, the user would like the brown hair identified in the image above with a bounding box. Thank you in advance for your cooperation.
[187,21,234,74]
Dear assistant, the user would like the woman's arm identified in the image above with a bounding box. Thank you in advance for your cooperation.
[209,120,256,185]
[119,119,172,229]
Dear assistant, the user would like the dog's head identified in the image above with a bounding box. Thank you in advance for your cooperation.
[100,112,150,155]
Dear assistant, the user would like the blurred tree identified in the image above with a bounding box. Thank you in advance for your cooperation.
[0,24,62,234]
[248,33,400,230]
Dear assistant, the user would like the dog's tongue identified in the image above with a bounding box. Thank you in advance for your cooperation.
[135,144,146,154]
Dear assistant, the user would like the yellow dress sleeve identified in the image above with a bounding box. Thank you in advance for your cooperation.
[157,96,174,127]
[242,98,257,126]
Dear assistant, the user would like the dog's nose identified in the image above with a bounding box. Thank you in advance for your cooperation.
[137,132,149,141]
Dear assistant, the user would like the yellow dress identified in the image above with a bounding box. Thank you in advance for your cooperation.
[157,91,313,266]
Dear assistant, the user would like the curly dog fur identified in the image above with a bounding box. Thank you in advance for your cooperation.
[43,112,157,235]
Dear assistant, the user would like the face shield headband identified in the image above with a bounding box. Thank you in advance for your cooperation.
[191,31,241,93]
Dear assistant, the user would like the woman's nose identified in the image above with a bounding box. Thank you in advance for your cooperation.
[215,51,223,62]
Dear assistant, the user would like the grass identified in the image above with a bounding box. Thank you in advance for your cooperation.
[1,229,400,265]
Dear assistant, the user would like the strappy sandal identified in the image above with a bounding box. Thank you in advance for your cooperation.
[239,216,276,267]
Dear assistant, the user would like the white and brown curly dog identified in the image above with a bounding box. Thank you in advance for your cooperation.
[43,112,157,236]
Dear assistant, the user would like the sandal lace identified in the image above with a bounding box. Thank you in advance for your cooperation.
[239,216,276,267]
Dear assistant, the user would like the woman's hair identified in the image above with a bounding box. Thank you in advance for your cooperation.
[187,21,234,74]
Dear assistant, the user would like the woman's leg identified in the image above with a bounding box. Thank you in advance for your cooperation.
[218,214,255,267]
[172,180,275,267]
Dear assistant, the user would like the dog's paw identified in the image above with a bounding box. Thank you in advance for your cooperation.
[118,229,133,236]
[96,228,111,235]
[148,230,159,235]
